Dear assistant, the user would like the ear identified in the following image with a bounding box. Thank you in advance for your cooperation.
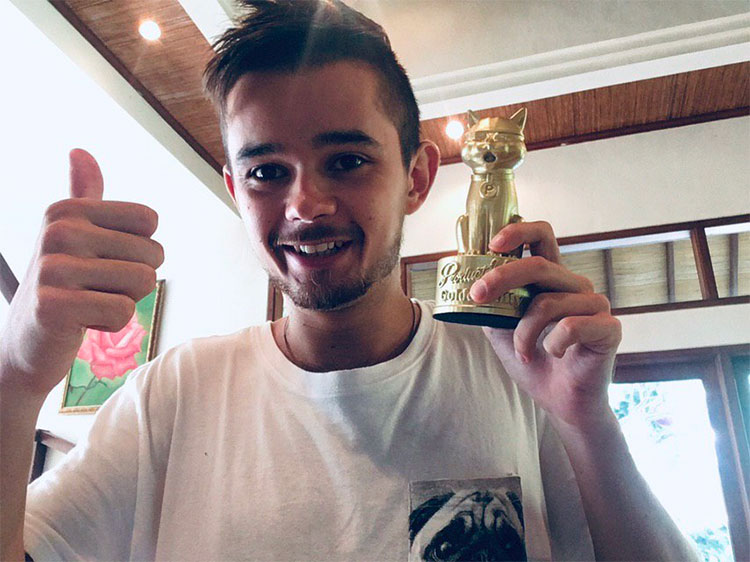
[509,108,527,132]
[467,109,480,126]
[405,140,440,215]
[223,165,237,204]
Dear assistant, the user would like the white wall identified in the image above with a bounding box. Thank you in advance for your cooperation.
[404,116,750,354]
[0,1,268,445]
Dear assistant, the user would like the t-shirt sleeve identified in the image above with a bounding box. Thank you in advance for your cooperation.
[24,365,152,561]
[536,408,596,561]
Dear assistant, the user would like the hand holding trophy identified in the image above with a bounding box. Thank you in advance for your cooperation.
[433,108,532,328]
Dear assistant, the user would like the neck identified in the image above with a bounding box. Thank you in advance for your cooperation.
[271,269,419,372]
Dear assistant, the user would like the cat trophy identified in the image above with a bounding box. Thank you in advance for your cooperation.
[433,108,532,329]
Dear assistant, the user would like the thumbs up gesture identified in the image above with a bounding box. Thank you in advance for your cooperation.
[0,149,164,399]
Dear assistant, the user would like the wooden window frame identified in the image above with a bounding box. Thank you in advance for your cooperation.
[399,214,750,315]
[616,345,750,561]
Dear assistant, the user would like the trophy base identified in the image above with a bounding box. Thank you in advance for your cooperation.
[433,254,532,330]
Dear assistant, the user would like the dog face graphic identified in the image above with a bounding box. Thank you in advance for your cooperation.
[409,489,526,561]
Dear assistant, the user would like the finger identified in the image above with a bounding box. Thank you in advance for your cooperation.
[41,219,164,269]
[39,254,157,303]
[36,286,136,334]
[45,199,159,238]
[489,221,561,264]
[69,149,104,200]
[513,292,611,362]
[470,255,593,303]
[542,313,622,359]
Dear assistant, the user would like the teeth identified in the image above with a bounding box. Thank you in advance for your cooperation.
[291,240,348,256]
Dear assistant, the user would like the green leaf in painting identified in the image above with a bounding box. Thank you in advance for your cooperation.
[64,386,85,407]
[68,358,95,388]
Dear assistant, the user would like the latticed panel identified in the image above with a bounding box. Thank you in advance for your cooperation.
[409,265,438,302]
[559,250,607,295]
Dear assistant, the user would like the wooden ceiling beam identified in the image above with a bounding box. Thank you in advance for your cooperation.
[691,227,720,300]
[666,242,676,304]
[729,232,739,298]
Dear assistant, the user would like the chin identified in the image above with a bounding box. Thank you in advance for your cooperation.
[272,274,371,311]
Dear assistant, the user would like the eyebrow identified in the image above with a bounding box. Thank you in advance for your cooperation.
[235,142,283,163]
[311,129,381,149]
[234,129,381,164]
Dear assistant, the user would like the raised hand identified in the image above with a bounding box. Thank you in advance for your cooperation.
[471,221,622,429]
[0,149,164,399]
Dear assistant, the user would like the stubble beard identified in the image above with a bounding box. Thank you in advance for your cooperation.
[269,229,403,311]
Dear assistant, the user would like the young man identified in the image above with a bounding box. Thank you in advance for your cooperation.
[1,1,698,560]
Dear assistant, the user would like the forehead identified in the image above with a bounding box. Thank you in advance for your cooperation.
[224,61,394,155]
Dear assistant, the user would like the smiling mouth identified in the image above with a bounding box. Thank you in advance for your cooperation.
[276,239,353,257]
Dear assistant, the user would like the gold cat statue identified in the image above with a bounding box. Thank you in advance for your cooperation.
[433,108,532,329]
[457,108,526,256]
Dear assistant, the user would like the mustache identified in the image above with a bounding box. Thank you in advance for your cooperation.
[271,223,363,246]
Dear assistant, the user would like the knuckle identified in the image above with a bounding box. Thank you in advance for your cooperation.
[37,254,67,285]
[592,292,611,311]
[41,219,75,252]
[43,199,73,223]
[35,287,64,329]
[533,293,558,316]
[557,316,579,338]
[138,205,159,234]
[131,264,157,299]
[579,275,595,293]
[528,255,550,272]
[110,296,136,330]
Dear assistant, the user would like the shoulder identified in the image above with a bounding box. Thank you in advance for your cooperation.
[125,324,266,400]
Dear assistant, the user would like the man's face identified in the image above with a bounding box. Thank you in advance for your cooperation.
[224,61,412,310]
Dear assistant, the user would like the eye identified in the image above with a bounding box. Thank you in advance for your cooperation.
[328,154,367,172]
[248,164,288,182]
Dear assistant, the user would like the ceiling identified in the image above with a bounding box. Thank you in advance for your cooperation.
[33,1,750,204]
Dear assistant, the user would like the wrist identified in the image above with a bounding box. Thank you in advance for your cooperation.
[549,404,621,446]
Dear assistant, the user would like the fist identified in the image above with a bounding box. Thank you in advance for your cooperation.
[0,149,164,398]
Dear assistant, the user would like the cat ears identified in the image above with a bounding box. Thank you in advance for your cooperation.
[465,108,527,132]
[509,108,527,131]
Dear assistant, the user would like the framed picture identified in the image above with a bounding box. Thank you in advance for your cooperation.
[60,280,165,414]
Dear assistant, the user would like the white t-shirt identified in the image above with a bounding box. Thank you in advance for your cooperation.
[25,300,594,561]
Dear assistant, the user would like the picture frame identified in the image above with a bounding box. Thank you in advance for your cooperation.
[60,280,165,414]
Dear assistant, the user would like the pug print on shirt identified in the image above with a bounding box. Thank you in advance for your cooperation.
[409,477,526,561]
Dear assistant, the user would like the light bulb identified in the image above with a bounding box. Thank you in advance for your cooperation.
[445,120,464,140]
[139,20,162,41]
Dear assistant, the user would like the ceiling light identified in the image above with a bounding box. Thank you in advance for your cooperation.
[445,120,464,140]
[139,20,161,41]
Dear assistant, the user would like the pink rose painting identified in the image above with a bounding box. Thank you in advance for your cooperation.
[77,314,147,380]
[61,281,164,413]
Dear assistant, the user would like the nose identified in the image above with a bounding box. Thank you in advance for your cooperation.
[284,173,337,222]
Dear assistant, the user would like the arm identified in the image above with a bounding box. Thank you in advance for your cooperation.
[473,221,698,561]
[0,149,163,560]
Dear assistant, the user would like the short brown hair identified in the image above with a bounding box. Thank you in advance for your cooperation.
[203,0,420,167]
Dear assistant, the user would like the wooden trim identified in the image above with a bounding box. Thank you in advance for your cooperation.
[35,429,75,454]
[705,356,750,560]
[48,1,222,175]
[266,283,285,321]
[603,249,616,307]
[437,107,750,166]
[729,233,739,298]
[665,242,675,304]
[616,344,750,369]
[0,251,19,304]
[30,430,75,483]
[401,215,750,261]
[611,295,749,316]
[555,214,750,247]
[691,227,719,299]
[266,282,277,322]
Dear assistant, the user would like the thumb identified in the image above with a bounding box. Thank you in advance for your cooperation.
[69,148,104,200]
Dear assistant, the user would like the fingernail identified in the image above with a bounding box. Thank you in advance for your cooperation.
[471,280,487,302]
